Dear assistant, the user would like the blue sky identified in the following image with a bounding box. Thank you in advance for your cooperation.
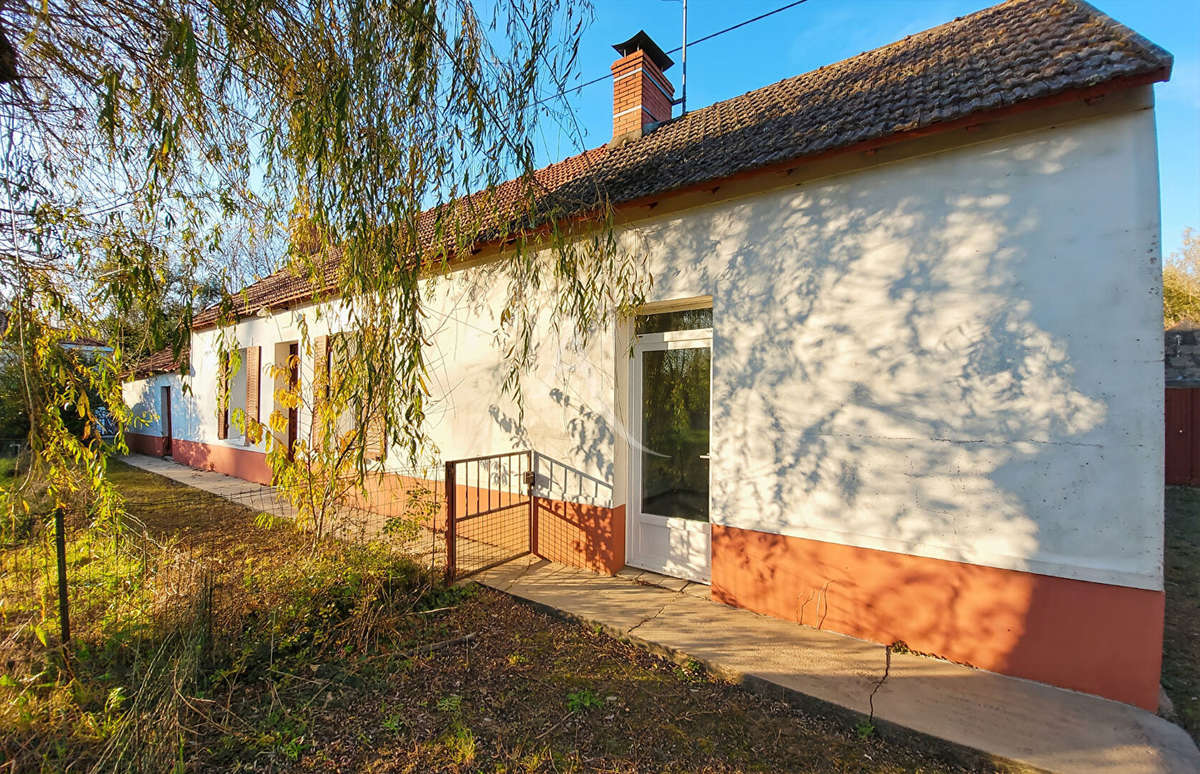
[531,0,1199,258]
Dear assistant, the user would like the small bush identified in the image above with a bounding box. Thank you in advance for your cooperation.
[566,688,602,713]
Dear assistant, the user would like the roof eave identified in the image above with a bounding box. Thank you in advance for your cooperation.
[192,62,1172,332]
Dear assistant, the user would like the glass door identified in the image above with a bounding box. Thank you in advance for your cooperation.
[629,308,712,583]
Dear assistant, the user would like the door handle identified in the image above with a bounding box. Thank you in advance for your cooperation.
[699,454,710,461]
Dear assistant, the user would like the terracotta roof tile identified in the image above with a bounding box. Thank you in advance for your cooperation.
[128,346,189,379]
[196,0,1170,328]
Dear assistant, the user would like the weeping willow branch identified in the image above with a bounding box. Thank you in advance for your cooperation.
[1,0,649,529]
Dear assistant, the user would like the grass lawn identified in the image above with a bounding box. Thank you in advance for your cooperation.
[1164,486,1200,741]
[0,460,1026,771]
[100,462,1004,771]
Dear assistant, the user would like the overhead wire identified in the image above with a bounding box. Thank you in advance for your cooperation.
[530,0,813,109]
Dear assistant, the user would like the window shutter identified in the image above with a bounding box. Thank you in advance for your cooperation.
[310,335,329,442]
[245,346,261,426]
[365,412,386,461]
[217,351,229,440]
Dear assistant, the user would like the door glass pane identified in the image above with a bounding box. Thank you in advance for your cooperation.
[641,346,710,521]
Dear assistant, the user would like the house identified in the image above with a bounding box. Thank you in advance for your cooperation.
[123,0,1172,710]
[123,346,188,457]
[1,311,118,441]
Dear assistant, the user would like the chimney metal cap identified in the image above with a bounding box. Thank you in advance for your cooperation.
[613,31,674,71]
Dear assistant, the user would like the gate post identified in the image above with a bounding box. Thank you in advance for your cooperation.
[525,451,537,558]
[53,507,70,645]
[444,461,456,583]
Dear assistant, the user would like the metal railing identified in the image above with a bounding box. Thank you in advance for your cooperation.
[445,450,534,581]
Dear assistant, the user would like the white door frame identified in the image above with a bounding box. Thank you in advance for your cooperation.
[627,326,713,583]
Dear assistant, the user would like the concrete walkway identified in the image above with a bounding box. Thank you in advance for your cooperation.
[121,453,286,508]
[475,557,1200,774]
[119,454,1199,773]
[117,454,441,559]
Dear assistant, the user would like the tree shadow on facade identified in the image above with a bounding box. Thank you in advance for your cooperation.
[680,123,1161,707]
[532,451,622,574]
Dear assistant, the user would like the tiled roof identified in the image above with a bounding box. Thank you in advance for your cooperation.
[128,346,189,379]
[60,335,112,349]
[196,0,1171,327]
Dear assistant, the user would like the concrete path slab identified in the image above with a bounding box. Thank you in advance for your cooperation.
[474,559,1200,774]
[116,454,440,560]
[121,453,285,509]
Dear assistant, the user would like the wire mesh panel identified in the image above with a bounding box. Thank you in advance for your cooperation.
[445,450,533,580]
[210,470,446,567]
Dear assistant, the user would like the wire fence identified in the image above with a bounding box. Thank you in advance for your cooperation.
[0,457,454,770]
[445,451,534,580]
[0,504,214,654]
[213,471,448,568]
[0,456,457,664]
[0,490,221,767]
[0,450,523,676]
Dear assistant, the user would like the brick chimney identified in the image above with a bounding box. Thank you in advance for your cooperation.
[610,31,675,143]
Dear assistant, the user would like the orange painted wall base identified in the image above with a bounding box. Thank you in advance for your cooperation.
[169,438,273,485]
[710,524,1164,710]
[126,432,167,457]
[534,499,625,575]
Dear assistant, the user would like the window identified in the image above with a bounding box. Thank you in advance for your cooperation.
[311,331,386,461]
[635,307,712,335]
[218,346,259,445]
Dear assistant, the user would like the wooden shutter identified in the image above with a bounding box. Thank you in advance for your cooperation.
[217,351,229,440]
[365,412,386,461]
[310,335,329,441]
[245,346,261,425]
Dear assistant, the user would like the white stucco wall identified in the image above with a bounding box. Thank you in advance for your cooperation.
[123,372,185,438]
[128,92,1164,591]
[698,104,1164,591]
[418,264,617,503]
[124,376,162,437]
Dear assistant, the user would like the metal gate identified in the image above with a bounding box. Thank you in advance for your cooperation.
[445,450,534,580]
[1166,387,1200,485]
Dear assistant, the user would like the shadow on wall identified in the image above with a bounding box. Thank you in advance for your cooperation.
[710,525,1164,709]
[532,452,623,575]
[486,381,617,488]
[709,177,1113,562]
[684,123,1160,707]
[123,378,165,441]
[548,388,616,485]
[488,404,531,450]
